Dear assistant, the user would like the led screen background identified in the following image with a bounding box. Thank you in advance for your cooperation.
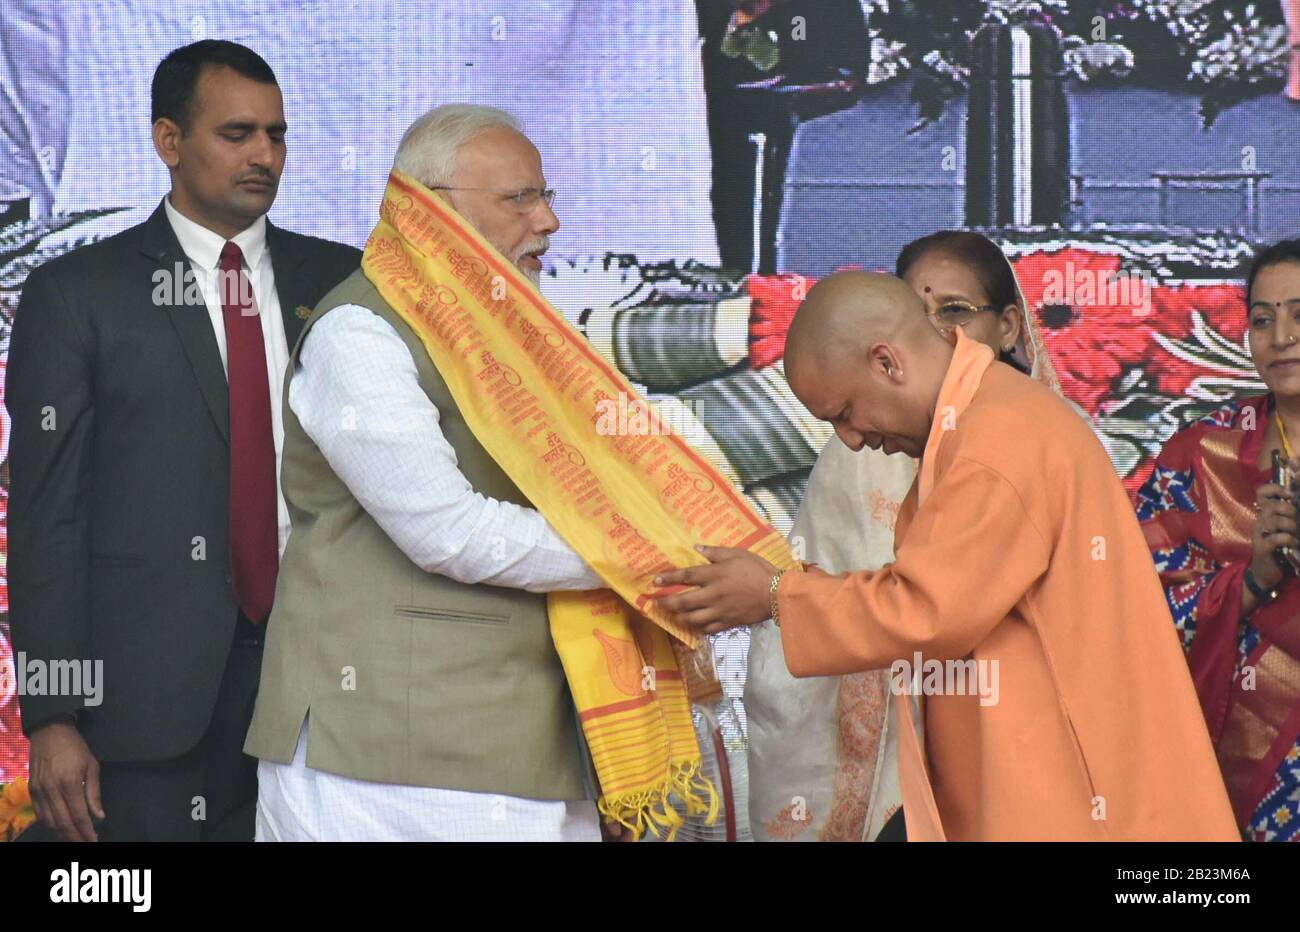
[2,0,1298,828]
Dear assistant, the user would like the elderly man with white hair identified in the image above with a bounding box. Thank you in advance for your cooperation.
[243,105,609,841]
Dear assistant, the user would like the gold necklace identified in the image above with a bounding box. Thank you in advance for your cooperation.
[1279,412,1295,460]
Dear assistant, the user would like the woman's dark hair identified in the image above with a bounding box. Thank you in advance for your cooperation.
[1245,238,1300,311]
[151,40,278,133]
[895,230,1028,372]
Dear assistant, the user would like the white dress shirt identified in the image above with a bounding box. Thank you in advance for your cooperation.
[163,197,293,556]
[255,301,605,841]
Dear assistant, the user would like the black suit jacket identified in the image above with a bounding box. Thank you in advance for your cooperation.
[7,200,361,762]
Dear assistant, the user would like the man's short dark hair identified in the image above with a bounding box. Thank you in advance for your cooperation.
[151,40,278,132]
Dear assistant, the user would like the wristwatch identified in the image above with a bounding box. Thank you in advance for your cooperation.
[1244,566,1280,606]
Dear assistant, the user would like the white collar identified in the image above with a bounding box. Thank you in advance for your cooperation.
[163,195,268,271]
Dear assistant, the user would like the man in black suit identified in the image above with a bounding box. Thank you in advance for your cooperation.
[7,40,360,841]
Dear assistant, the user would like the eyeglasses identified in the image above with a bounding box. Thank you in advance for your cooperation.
[925,299,999,335]
[429,186,556,212]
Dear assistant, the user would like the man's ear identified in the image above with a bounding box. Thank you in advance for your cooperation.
[868,342,903,381]
[152,118,182,170]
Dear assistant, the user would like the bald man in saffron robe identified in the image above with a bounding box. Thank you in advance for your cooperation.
[654,272,1238,841]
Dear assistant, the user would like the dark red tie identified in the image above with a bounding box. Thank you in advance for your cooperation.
[219,241,278,623]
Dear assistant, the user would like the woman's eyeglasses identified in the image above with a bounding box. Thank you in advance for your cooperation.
[926,299,999,335]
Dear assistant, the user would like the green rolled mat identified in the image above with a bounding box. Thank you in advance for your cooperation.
[580,296,752,392]
[673,363,832,487]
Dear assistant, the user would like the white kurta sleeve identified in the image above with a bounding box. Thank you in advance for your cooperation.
[287,303,603,593]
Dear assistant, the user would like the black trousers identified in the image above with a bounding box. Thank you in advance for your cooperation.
[19,612,264,842]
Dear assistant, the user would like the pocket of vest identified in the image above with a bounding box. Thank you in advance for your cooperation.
[393,605,512,627]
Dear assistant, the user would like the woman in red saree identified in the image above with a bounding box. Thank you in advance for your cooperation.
[1137,240,1300,841]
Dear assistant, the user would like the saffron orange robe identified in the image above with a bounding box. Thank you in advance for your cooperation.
[776,330,1239,841]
